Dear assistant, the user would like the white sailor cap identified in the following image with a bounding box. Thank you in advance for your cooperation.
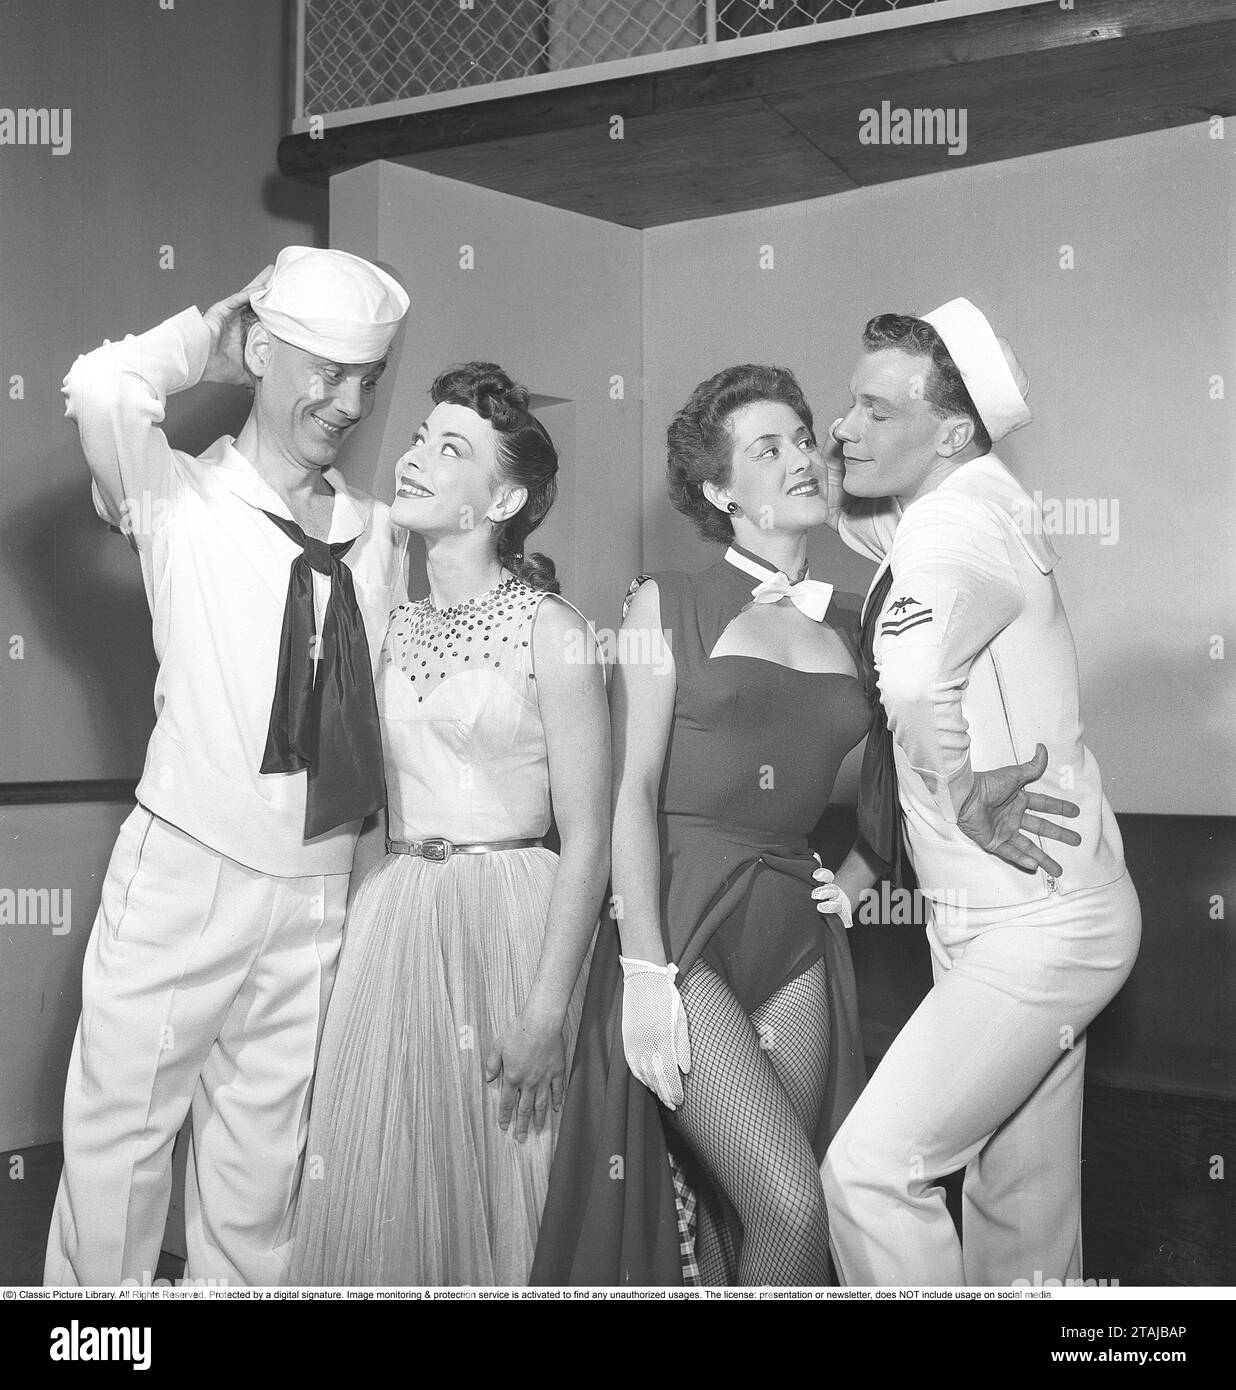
[250,246,409,364]
[921,297,1031,442]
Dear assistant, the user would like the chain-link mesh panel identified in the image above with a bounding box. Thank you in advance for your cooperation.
[303,0,949,118]
[549,0,703,72]
[716,0,939,43]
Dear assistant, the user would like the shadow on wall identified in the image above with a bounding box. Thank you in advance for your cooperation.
[5,466,157,778]
[3,384,259,782]
[261,174,329,251]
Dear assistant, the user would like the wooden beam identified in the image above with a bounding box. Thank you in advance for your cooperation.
[773,25,1236,187]
[379,100,858,228]
[279,74,653,185]
[0,780,138,806]
[653,0,1231,108]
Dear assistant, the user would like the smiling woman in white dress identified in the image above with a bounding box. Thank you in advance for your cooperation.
[290,362,610,1286]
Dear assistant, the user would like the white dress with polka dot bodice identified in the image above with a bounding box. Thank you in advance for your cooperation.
[379,575,553,845]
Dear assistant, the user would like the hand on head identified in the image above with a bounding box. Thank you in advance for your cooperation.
[201,265,275,387]
[823,417,847,523]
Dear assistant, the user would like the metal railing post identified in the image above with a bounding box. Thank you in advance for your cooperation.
[294,0,307,122]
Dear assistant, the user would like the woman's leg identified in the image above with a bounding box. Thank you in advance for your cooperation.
[751,961,831,1135]
[667,959,833,1285]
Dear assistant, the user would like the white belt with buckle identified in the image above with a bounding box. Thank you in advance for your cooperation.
[386,836,544,863]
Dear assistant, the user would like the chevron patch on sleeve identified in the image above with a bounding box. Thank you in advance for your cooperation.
[876,585,956,648]
[882,593,932,634]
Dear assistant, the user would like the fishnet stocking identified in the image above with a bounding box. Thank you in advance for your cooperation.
[666,959,834,1286]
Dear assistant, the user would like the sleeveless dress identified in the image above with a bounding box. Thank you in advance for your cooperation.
[290,575,591,1286]
[531,550,871,1285]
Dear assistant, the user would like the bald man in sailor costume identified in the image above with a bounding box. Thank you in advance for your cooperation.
[814,300,1141,1285]
[45,249,410,1286]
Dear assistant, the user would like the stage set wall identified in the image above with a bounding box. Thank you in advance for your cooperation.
[0,0,325,1150]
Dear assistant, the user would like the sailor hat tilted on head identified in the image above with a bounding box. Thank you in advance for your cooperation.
[921,296,1031,442]
[250,246,410,364]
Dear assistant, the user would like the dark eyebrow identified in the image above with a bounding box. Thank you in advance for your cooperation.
[746,425,812,452]
[415,421,473,448]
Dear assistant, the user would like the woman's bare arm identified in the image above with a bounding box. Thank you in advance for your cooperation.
[608,579,676,965]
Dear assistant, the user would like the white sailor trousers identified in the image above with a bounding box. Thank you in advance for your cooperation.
[822,870,1141,1286]
[44,806,347,1287]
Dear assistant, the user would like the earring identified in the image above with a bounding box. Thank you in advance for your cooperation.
[726,502,739,514]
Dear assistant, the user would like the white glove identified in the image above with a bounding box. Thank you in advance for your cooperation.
[811,863,854,930]
[619,956,691,1110]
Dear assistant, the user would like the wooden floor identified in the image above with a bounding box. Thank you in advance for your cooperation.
[5,1082,1232,1286]
[0,1145,181,1286]
[1080,1086,1236,1287]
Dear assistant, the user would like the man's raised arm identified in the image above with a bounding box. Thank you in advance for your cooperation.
[64,269,270,539]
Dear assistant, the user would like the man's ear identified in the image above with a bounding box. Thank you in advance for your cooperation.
[938,414,976,458]
[487,482,528,525]
[244,322,271,380]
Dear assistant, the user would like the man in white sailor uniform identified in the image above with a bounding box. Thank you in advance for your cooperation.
[816,299,1142,1285]
[44,247,410,1287]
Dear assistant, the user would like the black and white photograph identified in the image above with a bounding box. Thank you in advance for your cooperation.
[0,0,1233,1362]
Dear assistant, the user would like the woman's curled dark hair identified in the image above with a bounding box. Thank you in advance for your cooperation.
[666,364,814,544]
[430,361,560,593]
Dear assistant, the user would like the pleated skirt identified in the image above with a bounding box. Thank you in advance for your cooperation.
[289,847,587,1286]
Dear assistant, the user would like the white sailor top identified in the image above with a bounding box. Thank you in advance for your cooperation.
[64,308,407,877]
[839,454,1126,909]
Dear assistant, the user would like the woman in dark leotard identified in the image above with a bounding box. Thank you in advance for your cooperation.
[533,365,883,1286]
